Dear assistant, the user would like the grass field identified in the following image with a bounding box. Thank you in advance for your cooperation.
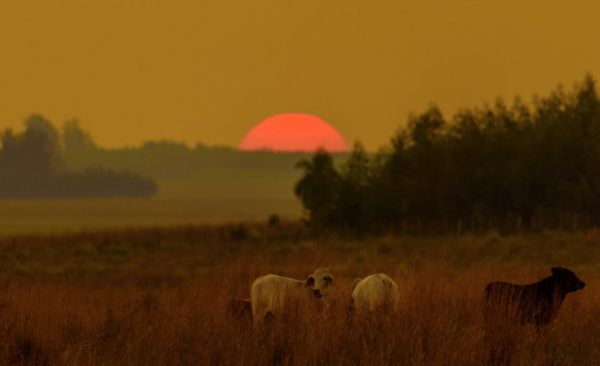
[1,224,599,365]
[156,171,302,199]
[0,198,302,236]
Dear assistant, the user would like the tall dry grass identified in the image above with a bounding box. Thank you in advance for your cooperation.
[0,224,599,365]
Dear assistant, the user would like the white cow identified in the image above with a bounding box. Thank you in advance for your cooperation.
[251,268,333,324]
[351,273,399,313]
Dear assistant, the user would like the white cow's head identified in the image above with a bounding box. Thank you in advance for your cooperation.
[305,268,333,298]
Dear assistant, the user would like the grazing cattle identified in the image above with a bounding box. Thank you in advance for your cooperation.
[251,268,333,324]
[485,267,586,327]
[226,299,253,322]
[351,274,399,313]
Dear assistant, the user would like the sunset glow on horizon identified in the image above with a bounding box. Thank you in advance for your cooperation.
[1,1,600,150]
[238,114,349,153]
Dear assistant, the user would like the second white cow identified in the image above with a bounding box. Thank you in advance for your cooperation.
[251,268,333,324]
[351,273,399,313]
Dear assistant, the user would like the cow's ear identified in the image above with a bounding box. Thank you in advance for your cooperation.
[305,275,315,287]
[352,278,362,292]
[551,267,561,276]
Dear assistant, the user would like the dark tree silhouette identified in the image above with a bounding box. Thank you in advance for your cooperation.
[63,119,97,152]
[0,115,157,198]
[295,74,600,231]
[0,128,56,175]
[294,148,340,225]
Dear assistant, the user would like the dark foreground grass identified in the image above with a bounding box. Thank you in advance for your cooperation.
[0,224,599,365]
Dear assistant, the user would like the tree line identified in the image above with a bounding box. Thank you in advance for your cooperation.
[295,75,600,233]
[0,116,156,198]
[64,138,349,180]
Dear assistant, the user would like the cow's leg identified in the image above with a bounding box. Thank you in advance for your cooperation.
[264,311,275,327]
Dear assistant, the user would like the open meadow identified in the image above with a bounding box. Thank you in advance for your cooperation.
[1,224,600,365]
[0,198,302,236]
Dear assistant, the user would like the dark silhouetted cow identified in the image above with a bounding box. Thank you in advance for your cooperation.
[485,267,586,327]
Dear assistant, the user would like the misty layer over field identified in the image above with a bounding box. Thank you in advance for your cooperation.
[0,225,598,365]
[65,144,349,199]
[0,198,302,236]
[0,114,349,199]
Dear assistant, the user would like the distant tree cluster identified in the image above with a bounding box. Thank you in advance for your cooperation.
[0,116,157,198]
[63,139,349,181]
[295,75,600,231]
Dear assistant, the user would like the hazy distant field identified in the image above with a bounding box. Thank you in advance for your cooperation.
[0,197,302,236]
[0,226,599,365]
[155,171,301,199]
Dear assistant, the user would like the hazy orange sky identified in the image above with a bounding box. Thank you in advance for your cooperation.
[1,1,599,151]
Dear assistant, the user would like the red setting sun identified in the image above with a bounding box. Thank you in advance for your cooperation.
[239,114,349,152]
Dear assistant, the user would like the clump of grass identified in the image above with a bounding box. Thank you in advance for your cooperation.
[268,214,280,228]
[228,224,249,241]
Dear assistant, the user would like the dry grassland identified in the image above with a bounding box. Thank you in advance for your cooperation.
[0,224,599,365]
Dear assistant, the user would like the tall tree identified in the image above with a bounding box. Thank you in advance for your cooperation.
[63,119,97,151]
[403,105,446,221]
[24,114,60,150]
[294,148,340,225]
[335,141,371,228]
[0,128,56,175]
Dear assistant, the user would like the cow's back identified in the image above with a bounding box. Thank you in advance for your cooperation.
[251,275,304,321]
[352,274,398,312]
[485,280,547,325]
[486,281,520,300]
[486,281,541,302]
